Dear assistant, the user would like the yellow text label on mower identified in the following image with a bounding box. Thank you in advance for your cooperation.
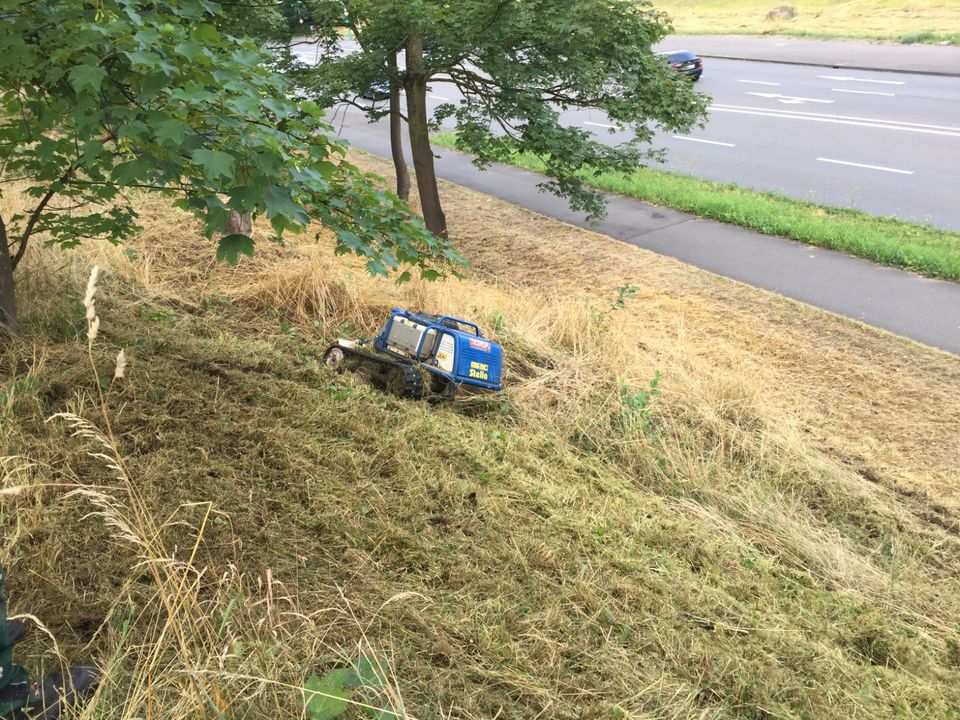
[469,361,489,380]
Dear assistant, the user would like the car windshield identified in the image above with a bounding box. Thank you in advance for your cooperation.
[665,51,697,63]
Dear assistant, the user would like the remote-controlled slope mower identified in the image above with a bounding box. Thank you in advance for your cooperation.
[323,308,503,399]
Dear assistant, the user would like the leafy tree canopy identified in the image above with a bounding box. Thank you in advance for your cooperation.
[297,0,709,221]
[214,1,290,42]
[0,0,463,329]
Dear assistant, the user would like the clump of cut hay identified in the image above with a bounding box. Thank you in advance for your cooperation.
[2,153,959,719]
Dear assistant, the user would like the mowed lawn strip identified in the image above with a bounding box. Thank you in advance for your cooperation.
[432,132,960,281]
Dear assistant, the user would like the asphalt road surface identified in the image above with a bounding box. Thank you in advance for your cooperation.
[290,40,960,355]
[576,60,960,231]
[294,40,960,231]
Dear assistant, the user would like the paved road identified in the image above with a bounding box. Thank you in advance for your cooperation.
[562,60,960,230]
[294,37,960,354]
[658,35,960,76]
[337,113,960,355]
[296,39,960,230]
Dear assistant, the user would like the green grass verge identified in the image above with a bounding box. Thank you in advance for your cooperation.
[432,132,960,282]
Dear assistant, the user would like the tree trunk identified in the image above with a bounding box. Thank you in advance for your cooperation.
[388,53,410,201]
[0,220,18,334]
[225,210,252,235]
[404,35,447,238]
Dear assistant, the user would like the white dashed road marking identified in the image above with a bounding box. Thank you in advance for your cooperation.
[738,80,781,86]
[831,89,896,97]
[672,136,736,147]
[818,75,905,85]
[747,92,835,104]
[584,121,617,129]
[817,158,914,174]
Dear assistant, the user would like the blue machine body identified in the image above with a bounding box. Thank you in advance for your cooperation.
[373,308,503,391]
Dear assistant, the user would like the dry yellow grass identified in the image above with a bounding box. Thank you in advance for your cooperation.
[353,152,960,518]
[652,0,960,40]
[2,154,959,718]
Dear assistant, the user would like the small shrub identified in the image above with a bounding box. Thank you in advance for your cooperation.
[302,654,399,720]
[610,284,642,310]
[613,371,662,436]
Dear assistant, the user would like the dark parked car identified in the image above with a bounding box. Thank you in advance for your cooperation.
[360,78,391,101]
[657,50,703,81]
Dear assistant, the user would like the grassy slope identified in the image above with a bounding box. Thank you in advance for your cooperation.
[652,0,960,43]
[2,157,960,719]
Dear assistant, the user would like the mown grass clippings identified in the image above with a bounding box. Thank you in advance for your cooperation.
[1,158,959,719]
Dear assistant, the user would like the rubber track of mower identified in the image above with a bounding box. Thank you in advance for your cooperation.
[325,342,414,371]
[325,342,460,402]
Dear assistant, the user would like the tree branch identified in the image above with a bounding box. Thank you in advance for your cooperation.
[12,178,63,271]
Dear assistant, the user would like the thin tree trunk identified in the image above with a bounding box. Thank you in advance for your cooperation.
[388,53,410,201]
[225,210,252,236]
[0,217,18,333]
[404,35,447,238]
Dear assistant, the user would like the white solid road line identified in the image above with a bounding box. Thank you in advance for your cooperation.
[818,75,905,85]
[584,121,617,129]
[831,88,896,97]
[738,79,781,86]
[817,158,914,175]
[672,136,736,147]
[712,104,960,138]
[429,94,450,101]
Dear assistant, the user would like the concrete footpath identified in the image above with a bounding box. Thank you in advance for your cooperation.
[341,36,960,355]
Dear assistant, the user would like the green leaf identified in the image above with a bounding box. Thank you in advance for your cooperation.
[351,654,385,690]
[111,157,154,185]
[190,23,220,44]
[192,149,236,181]
[316,161,337,179]
[262,186,309,226]
[215,234,255,265]
[302,670,355,720]
[68,64,107,93]
[117,121,149,139]
[227,186,261,211]
[140,70,169,96]
[300,100,322,118]
[155,119,188,146]
[124,49,162,68]
[335,230,364,252]
[364,709,397,720]
[122,3,142,24]
[174,40,211,64]
[367,258,388,276]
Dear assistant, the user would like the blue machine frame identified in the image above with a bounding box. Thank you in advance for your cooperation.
[374,308,503,391]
